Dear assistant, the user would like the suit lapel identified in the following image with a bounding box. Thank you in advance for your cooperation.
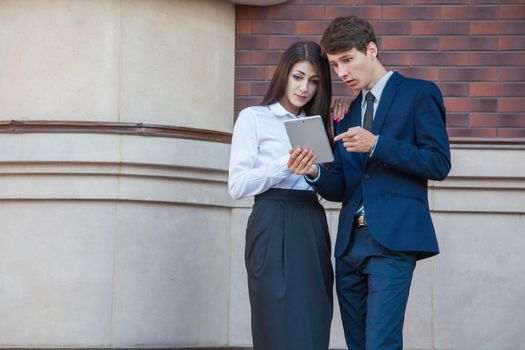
[372,71,403,135]
[350,93,367,164]
[350,93,363,128]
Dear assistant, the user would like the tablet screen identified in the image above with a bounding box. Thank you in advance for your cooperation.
[284,115,334,163]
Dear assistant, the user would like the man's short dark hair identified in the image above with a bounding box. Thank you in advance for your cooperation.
[321,16,377,56]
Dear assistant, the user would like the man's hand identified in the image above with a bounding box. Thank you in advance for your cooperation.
[288,148,319,177]
[334,126,377,153]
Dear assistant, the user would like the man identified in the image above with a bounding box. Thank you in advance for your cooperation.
[288,16,451,350]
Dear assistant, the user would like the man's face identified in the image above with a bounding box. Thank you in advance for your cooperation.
[326,45,376,92]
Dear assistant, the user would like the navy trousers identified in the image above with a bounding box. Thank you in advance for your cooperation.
[336,226,416,350]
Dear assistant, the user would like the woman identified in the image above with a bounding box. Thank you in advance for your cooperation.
[228,41,334,350]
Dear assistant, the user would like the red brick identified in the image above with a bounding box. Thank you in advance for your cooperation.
[297,21,329,35]
[436,83,469,97]
[470,52,525,66]
[235,66,266,81]
[250,82,270,96]
[470,114,525,127]
[268,5,325,20]
[412,22,470,35]
[446,113,470,127]
[471,83,525,97]
[326,0,357,3]
[498,68,525,81]
[439,68,497,82]
[267,66,277,80]
[235,97,263,111]
[411,53,470,66]
[325,6,382,20]
[295,0,329,4]
[499,37,525,50]
[236,35,269,50]
[499,99,525,112]
[236,5,268,20]
[251,20,297,35]
[413,0,468,3]
[235,51,251,65]
[471,0,524,3]
[380,52,411,66]
[383,6,441,20]
[395,67,438,81]
[381,37,439,51]
[442,6,499,20]
[355,0,411,3]
[235,82,250,96]
[332,82,354,96]
[445,98,498,112]
[499,5,525,19]
[371,21,411,35]
[470,21,525,35]
[268,36,321,50]
[250,51,283,65]
[447,128,497,138]
[237,20,251,34]
[439,37,498,51]
[498,128,525,137]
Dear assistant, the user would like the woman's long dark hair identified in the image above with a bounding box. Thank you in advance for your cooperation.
[261,41,333,142]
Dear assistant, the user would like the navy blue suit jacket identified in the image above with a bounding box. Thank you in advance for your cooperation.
[310,72,451,259]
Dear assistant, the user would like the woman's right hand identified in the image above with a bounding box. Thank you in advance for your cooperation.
[287,148,318,177]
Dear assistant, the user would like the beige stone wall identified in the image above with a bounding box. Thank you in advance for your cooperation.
[0,0,235,132]
[0,0,236,347]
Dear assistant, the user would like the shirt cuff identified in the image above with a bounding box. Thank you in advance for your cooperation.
[275,154,291,174]
[305,164,321,183]
[369,135,379,157]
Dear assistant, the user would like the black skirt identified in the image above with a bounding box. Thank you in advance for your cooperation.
[245,188,333,350]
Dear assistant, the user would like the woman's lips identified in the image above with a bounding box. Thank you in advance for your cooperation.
[294,94,307,102]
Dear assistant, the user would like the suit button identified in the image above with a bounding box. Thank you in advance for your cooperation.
[363,174,370,180]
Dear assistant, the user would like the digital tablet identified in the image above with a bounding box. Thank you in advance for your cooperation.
[284,115,334,163]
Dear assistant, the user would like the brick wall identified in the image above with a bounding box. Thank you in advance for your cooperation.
[234,1,525,139]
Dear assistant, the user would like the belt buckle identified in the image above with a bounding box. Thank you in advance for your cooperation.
[356,215,366,227]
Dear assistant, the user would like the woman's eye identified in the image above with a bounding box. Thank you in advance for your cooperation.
[310,80,319,85]
[293,74,302,81]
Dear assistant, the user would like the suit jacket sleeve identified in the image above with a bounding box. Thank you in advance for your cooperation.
[306,140,346,202]
[371,81,451,181]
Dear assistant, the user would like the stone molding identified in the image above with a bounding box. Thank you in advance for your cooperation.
[1,120,525,149]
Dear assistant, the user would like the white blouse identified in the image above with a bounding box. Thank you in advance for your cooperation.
[228,102,313,199]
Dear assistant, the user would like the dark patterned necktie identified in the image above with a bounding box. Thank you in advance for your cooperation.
[363,92,375,131]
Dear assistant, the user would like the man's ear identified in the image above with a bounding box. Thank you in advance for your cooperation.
[367,42,378,58]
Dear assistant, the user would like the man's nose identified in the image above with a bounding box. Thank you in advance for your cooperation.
[337,66,348,79]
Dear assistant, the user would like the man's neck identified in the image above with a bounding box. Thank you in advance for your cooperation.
[366,62,388,91]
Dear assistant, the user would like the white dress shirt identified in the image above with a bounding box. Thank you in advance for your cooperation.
[228,102,313,199]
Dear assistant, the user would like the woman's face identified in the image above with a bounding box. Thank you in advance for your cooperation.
[280,60,319,115]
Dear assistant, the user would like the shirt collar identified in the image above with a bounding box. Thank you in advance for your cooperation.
[269,102,306,118]
[361,70,394,108]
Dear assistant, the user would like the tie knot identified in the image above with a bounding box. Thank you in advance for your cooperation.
[365,92,375,103]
